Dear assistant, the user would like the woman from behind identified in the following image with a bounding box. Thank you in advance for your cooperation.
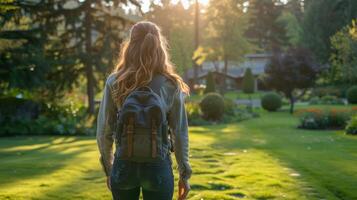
[96,21,192,200]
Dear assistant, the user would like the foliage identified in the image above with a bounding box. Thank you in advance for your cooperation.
[346,115,357,135]
[261,92,282,112]
[312,86,348,98]
[246,0,287,51]
[201,0,252,91]
[242,68,255,94]
[309,95,344,105]
[223,98,236,117]
[346,86,357,104]
[146,2,194,76]
[329,20,357,85]
[301,0,357,63]
[186,101,210,126]
[199,93,225,121]
[0,100,94,136]
[276,11,303,47]
[0,0,140,113]
[296,107,356,130]
[188,94,258,125]
[204,71,216,94]
[264,47,321,113]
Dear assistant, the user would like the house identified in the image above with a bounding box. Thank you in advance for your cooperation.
[185,53,272,91]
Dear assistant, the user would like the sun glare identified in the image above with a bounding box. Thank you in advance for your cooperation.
[138,0,210,13]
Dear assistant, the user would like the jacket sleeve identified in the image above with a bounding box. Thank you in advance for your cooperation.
[96,78,116,176]
[168,89,192,180]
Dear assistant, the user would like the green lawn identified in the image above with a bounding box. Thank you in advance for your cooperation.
[0,108,356,199]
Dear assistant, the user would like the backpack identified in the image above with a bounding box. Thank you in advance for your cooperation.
[115,74,171,162]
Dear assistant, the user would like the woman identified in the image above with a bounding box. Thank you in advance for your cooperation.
[96,21,191,200]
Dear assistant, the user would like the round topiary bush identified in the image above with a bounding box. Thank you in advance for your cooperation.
[346,86,357,104]
[199,92,225,121]
[261,92,282,112]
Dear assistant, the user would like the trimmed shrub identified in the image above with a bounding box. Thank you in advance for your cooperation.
[199,92,225,121]
[346,115,357,135]
[346,86,357,104]
[261,92,282,112]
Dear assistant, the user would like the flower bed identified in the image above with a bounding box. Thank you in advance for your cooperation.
[296,107,357,130]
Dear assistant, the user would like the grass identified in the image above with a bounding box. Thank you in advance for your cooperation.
[0,106,357,199]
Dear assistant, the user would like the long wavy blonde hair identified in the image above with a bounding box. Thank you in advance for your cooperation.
[112,21,190,106]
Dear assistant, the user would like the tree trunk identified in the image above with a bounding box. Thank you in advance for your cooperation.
[85,9,95,115]
[223,56,228,95]
[289,95,295,114]
[192,0,200,92]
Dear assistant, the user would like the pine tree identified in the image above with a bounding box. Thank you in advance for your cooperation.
[242,68,255,94]
[205,0,252,93]
[0,0,141,114]
[204,71,216,94]
[246,0,287,51]
[242,68,255,111]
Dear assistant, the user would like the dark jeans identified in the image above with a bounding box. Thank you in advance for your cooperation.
[110,155,174,200]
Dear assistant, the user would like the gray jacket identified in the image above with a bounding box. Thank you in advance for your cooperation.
[96,72,192,180]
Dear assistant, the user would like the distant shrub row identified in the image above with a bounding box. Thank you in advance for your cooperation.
[0,97,95,136]
[296,107,357,134]
[186,92,259,126]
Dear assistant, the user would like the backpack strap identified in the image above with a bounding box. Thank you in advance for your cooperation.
[126,117,134,157]
[148,74,166,95]
[151,119,157,158]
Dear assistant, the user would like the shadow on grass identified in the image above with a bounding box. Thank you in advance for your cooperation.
[0,137,95,189]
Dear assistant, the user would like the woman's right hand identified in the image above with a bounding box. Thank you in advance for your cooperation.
[178,179,190,200]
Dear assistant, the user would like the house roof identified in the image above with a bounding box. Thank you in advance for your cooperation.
[186,53,271,80]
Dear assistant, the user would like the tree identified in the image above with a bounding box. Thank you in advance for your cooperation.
[264,47,321,113]
[145,1,195,79]
[246,0,287,51]
[329,20,357,85]
[204,71,216,94]
[204,0,252,93]
[242,67,255,110]
[301,0,357,63]
[0,0,141,114]
[276,11,303,47]
[242,68,255,94]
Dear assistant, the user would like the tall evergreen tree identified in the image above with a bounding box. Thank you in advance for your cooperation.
[242,68,255,94]
[301,0,357,63]
[204,71,216,94]
[246,0,287,51]
[204,0,252,93]
[242,67,255,110]
[0,0,141,114]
